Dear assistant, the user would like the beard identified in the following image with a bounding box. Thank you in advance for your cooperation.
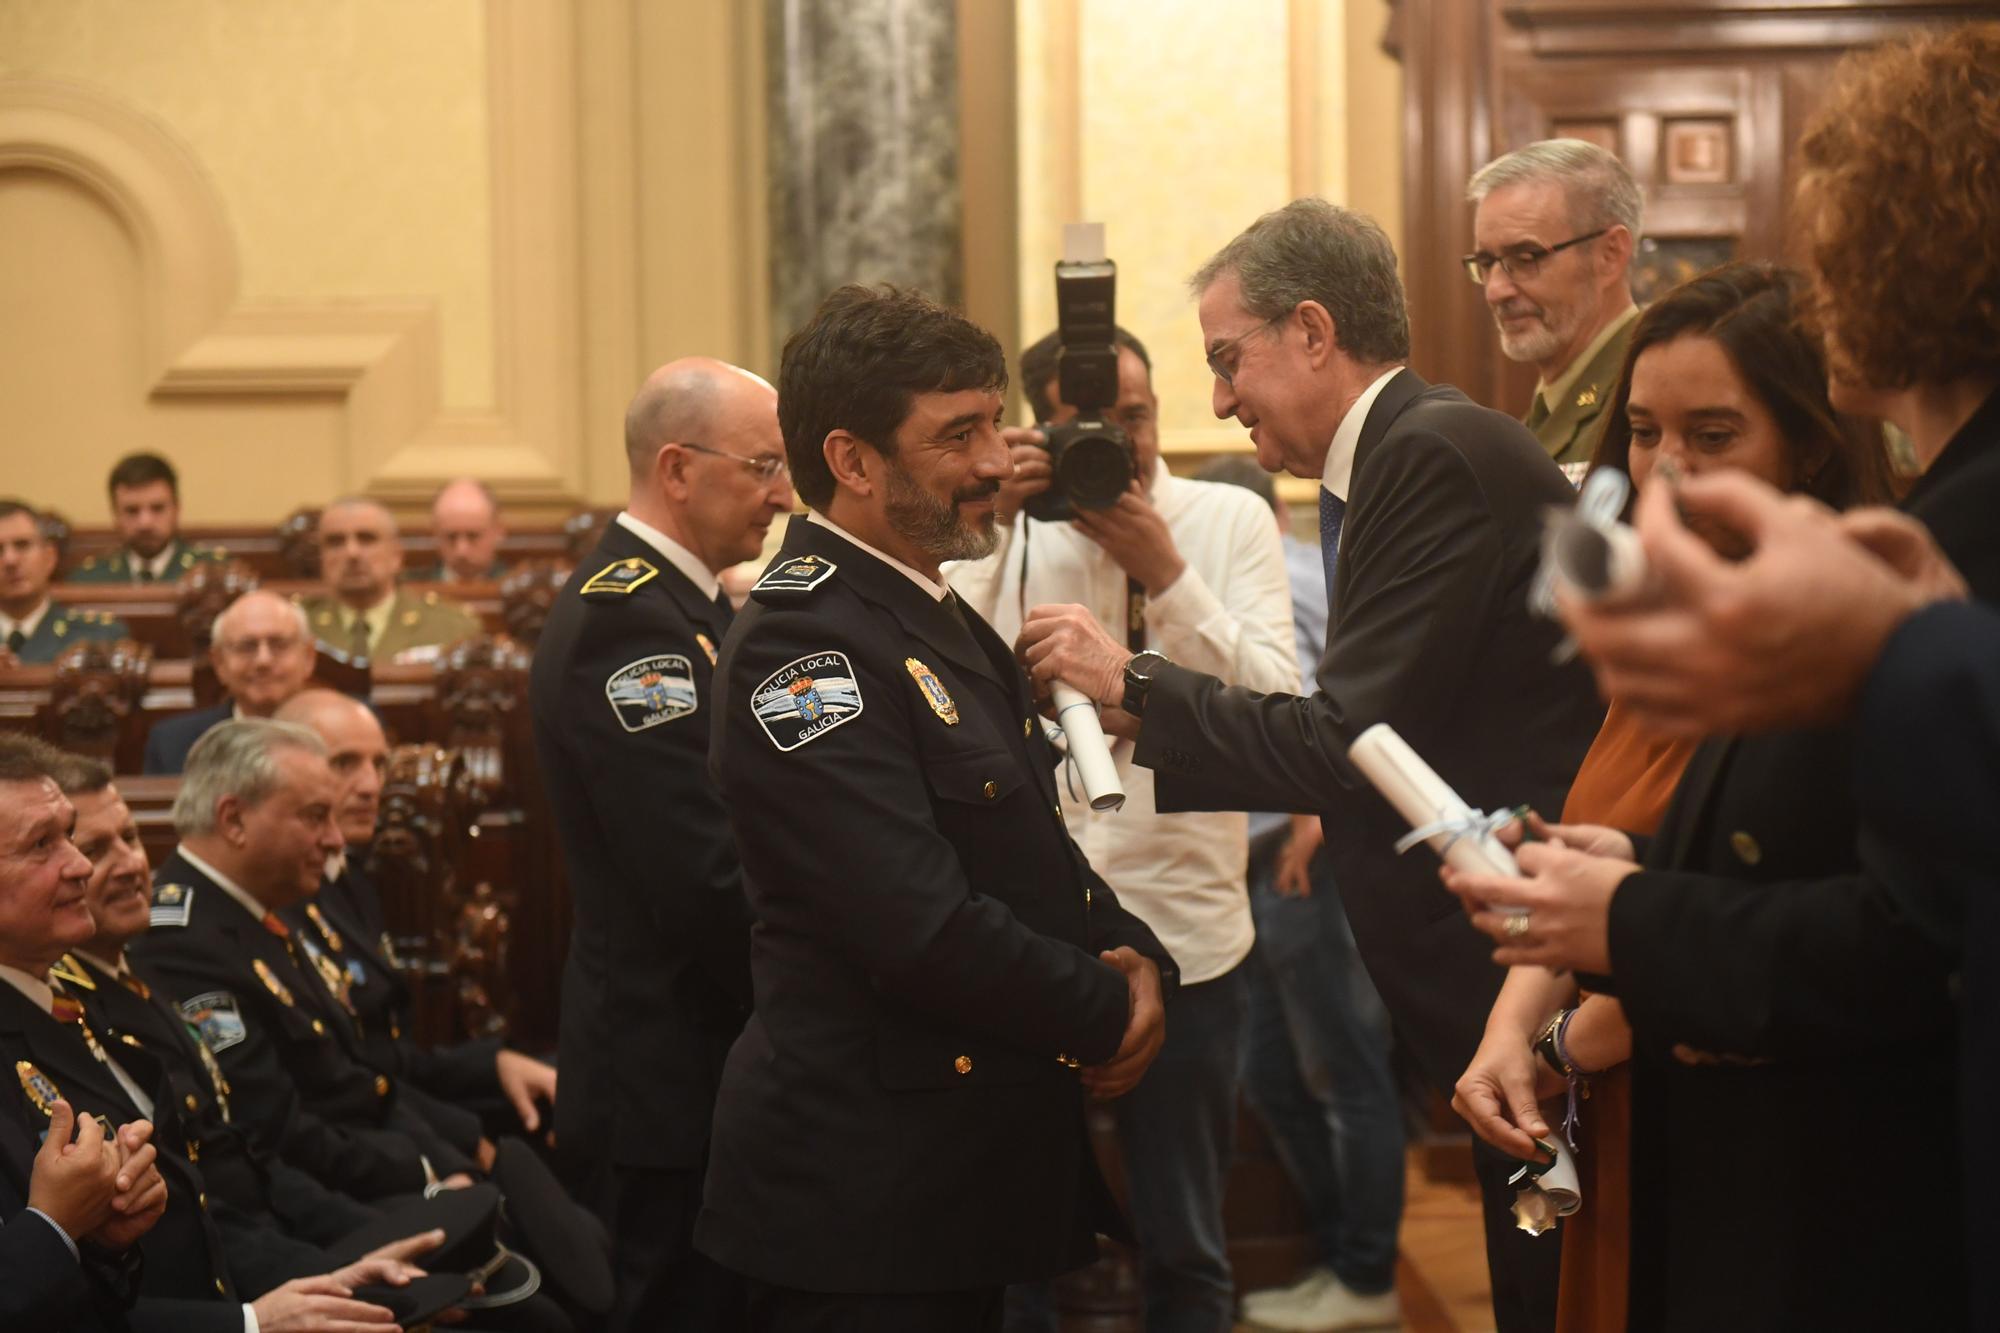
[1492,293,1585,365]
[883,459,1000,563]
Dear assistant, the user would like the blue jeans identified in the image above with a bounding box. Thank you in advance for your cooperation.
[1241,848,1404,1296]
[1006,965,1248,1333]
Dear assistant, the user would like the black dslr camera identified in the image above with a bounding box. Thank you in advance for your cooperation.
[1024,253,1136,522]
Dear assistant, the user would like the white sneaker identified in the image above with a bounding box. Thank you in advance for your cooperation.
[1241,1266,1336,1318]
[1242,1272,1400,1332]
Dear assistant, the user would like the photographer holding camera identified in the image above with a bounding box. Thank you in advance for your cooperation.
[947,281,1296,1331]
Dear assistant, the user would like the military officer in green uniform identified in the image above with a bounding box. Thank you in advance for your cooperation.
[420,477,511,584]
[0,499,129,664]
[1465,139,1643,470]
[299,497,482,662]
[69,451,227,583]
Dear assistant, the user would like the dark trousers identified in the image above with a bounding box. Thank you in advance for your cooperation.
[1473,1140,1562,1333]
[747,1281,1003,1332]
[590,1162,743,1332]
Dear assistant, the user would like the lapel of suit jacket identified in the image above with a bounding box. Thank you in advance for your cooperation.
[0,980,143,1124]
[1653,734,1738,869]
[1337,367,1432,612]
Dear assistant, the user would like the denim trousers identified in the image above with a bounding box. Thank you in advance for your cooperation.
[1240,849,1405,1296]
[1006,964,1249,1333]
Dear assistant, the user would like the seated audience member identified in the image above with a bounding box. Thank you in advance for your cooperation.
[425,478,509,583]
[274,689,559,1136]
[0,500,129,665]
[143,590,318,775]
[1441,26,2000,1331]
[69,452,225,585]
[1452,261,1892,1333]
[300,498,480,663]
[0,732,430,1331]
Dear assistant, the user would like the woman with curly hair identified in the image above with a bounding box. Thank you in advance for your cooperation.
[1442,21,2000,1332]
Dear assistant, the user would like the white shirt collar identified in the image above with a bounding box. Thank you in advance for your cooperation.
[1321,367,1404,502]
[177,845,271,923]
[137,544,176,580]
[0,963,55,1015]
[0,599,52,641]
[807,510,950,602]
[72,947,129,979]
[615,512,720,600]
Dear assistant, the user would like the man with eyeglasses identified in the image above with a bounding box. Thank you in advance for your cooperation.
[530,356,795,1332]
[144,590,318,775]
[1466,139,1643,470]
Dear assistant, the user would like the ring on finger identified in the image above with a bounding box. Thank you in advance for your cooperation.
[1503,912,1532,939]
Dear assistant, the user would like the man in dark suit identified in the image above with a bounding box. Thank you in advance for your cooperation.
[143,590,318,775]
[531,356,797,1331]
[697,285,1174,1333]
[1020,199,1602,1333]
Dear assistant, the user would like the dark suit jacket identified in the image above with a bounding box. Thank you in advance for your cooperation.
[529,519,752,1178]
[1135,369,1602,1089]
[1857,600,2000,1333]
[695,516,1175,1293]
[1595,388,2000,1331]
[130,851,473,1200]
[142,703,233,777]
[0,1111,98,1330]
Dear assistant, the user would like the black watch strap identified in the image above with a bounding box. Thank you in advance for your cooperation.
[1122,650,1169,717]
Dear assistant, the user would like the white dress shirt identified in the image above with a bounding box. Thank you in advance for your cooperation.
[1321,366,1405,507]
[616,511,721,600]
[947,464,1299,982]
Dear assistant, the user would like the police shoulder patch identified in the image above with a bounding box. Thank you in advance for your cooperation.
[581,557,658,597]
[605,653,697,732]
[179,992,247,1054]
[751,554,838,600]
[151,883,194,928]
[751,650,864,751]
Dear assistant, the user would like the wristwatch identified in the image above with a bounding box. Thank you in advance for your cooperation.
[1121,650,1171,717]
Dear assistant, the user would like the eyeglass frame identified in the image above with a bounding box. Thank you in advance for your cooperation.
[677,441,791,483]
[1460,227,1610,286]
[1205,311,1290,387]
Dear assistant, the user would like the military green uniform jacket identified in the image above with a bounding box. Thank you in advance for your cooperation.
[1526,311,1637,469]
[299,590,482,661]
[68,538,225,584]
[3,603,130,664]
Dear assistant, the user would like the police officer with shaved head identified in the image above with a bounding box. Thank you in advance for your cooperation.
[531,356,797,1330]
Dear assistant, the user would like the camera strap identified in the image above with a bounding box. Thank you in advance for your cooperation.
[1125,577,1147,651]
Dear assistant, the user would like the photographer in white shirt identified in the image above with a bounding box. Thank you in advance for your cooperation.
[947,325,1296,1332]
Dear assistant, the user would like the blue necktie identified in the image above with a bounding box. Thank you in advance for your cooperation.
[1318,487,1347,612]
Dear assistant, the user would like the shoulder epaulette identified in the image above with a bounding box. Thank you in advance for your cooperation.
[752,553,838,602]
[151,882,195,928]
[580,557,658,598]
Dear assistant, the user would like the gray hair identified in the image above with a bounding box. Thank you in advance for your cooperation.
[172,719,327,837]
[211,590,311,645]
[1190,198,1410,365]
[1467,139,1643,245]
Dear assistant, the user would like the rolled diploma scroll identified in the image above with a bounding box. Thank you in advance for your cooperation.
[1051,681,1125,812]
[1549,515,1649,603]
[1346,723,1526,913]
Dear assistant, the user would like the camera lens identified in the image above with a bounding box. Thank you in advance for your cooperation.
[1058,429,1135,509]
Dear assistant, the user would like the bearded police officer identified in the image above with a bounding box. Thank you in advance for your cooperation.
[531,357,796,1331]
[695,286,1176,1333]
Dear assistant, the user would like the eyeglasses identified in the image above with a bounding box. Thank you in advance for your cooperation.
[1461,228,1609,285]
[679,442,790,483]
[1205,313,1288,387]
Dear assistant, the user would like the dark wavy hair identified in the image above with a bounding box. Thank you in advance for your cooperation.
[777,285,1008,510]
[1793,23,2000,393]
[1589,262,1893,508]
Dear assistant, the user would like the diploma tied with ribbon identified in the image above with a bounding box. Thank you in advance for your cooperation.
[1346,723,1526,916]
[1530,468,1649,667]
[1051,681,1125,811]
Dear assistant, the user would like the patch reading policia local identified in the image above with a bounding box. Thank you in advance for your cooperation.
[752,651,864,751]
[605,653,698,732]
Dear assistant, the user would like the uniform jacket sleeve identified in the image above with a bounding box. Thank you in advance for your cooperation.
[1141,487,1298,694]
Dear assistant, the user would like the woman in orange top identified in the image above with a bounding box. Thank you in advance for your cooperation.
[1451,260,1893,1333]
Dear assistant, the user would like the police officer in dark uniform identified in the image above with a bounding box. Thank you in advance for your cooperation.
[531,356,796,1330]
[696,286,1176,1333]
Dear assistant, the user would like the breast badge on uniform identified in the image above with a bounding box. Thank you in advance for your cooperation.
[695,633,718,666]
[151,882,194,928]
[752,651,864,751]
[605,653,698,732]
[752,553,838,596]
[904,657,959,725]
[15,1061,60,1117]
[580,557,658,597]
[252,959,295,1008]
[179,992,248,1054]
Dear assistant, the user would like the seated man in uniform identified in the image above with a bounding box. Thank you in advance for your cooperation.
[300,498,480,663]
[424,478,510,584]
[144,590,318,775]
[70,452,226,584]
[0,500,128,665]
[697,285,1176,1332]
